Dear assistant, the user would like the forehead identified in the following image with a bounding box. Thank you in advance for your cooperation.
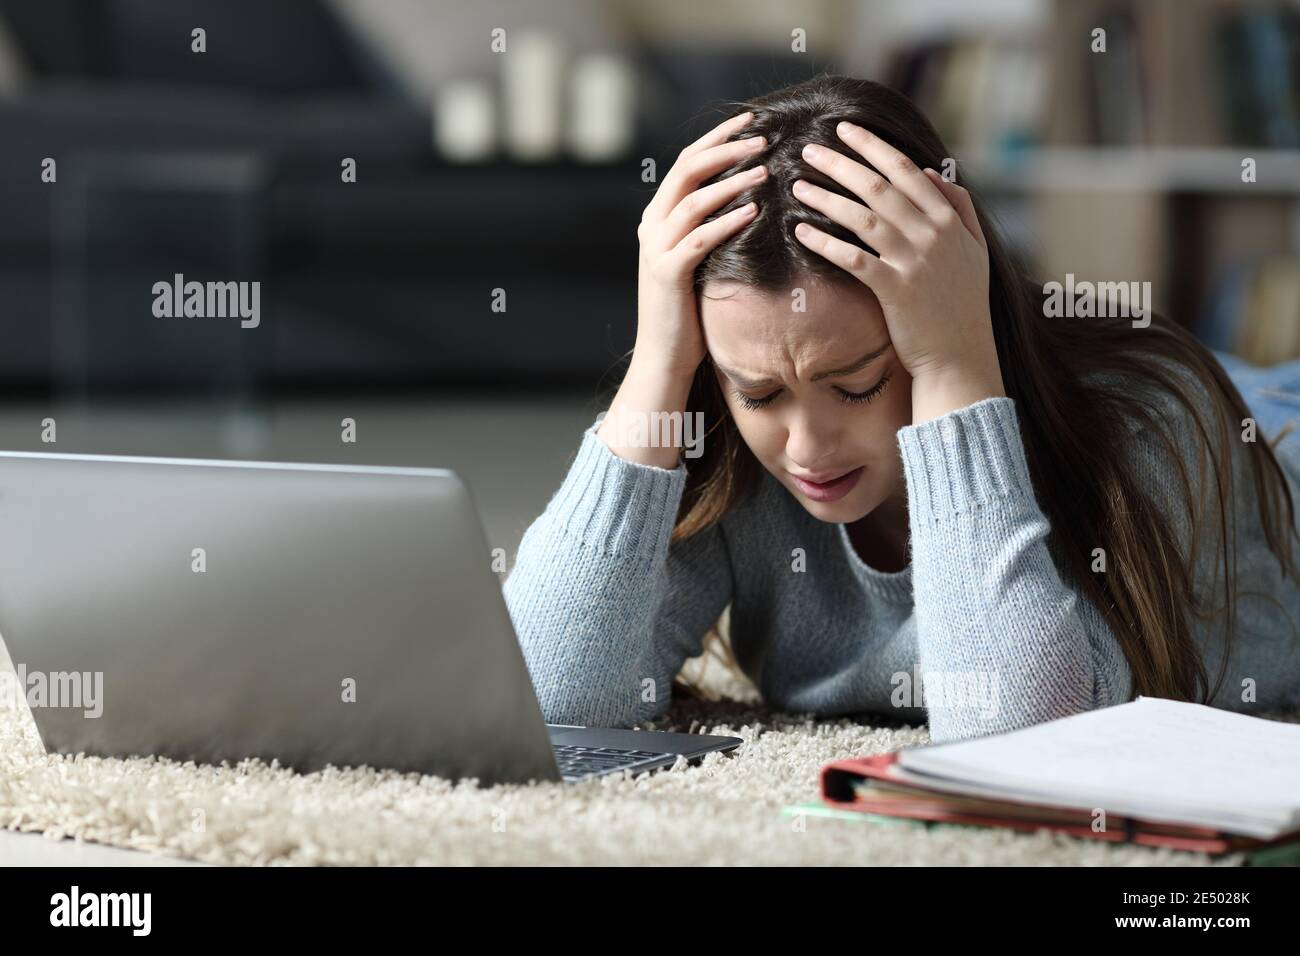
[699,278,888,368]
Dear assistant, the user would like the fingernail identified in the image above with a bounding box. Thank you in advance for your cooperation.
[837,121,856,136]
[792,179,809,195]
[746,135,766,149]
[802,143,822,160]
[795,222,811,238]
[749,165,768,179]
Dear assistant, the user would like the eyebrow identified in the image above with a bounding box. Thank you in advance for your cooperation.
[716,344,891,390]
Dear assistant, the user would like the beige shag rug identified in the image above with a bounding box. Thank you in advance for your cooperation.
[0,646,1247,866]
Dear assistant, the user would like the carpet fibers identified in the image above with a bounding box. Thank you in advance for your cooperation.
[0,653,1245,866]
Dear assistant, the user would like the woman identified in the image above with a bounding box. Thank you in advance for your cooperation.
[503,74,1300,743]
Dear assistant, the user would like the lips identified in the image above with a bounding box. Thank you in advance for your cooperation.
[792,467,857,484]
[788,465,864,503]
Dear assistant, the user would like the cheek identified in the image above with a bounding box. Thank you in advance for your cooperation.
[729,393,911,470]
[858,384,912,478]
[847,409,905,470]
[730,407,785,462]
[722,362,913,467]
[873,378,914,442]
[892,366,914,423]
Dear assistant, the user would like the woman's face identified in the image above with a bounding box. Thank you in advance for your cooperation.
[700,277,912,524]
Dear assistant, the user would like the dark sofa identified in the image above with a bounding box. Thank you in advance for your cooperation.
[0,0,820,394]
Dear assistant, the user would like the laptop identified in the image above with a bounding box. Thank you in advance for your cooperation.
[0,450,742,784]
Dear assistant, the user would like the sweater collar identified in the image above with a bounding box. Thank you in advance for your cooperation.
[834,520,914,604]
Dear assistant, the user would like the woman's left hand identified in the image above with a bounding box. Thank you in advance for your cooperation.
[792,122,1005,420]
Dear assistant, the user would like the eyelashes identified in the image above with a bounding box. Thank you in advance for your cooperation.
[733,373,892,410]
[840,374,892,405]
[734,391,776,411]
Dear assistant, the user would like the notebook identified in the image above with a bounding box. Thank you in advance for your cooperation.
[819,697,1300,854]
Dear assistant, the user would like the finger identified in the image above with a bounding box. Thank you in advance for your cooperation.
[663,163,768,248]
[643,111,757,222]
[924,168,986,248]
[664,201,759,275]
[792,221,887,289]
[801,142,928,235]
[682,110,755,161]
[646,133,766,224]
[790,178,906,258]
[835,121,950,221]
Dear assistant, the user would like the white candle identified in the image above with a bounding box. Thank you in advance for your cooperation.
[435,80,495,162]
[569,53,635,163]
[502,30,564,161]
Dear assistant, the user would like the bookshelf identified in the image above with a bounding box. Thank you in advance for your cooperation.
[960,148,1300,195]
[875,0,1300,363]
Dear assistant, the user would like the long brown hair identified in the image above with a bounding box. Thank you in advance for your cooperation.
[662,73,1299,705]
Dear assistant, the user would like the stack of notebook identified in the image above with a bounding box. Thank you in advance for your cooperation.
[813,697,1300,857]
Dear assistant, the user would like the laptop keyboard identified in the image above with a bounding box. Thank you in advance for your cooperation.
[552,744,668,781]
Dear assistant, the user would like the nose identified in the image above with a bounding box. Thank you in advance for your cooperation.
[784,408,840,472]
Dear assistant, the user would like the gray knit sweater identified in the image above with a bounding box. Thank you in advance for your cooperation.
[503,366,1300,742]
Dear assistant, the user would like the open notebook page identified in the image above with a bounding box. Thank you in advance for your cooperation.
[895,697,1300,839]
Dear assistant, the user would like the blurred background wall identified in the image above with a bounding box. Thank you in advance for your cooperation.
[0,0,1295,554]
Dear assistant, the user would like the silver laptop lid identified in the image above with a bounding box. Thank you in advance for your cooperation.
[0,450,560,785]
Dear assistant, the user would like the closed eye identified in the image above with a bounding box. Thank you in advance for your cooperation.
[733,389,779,410]
[837,373,891,404]
[732,372,891,410]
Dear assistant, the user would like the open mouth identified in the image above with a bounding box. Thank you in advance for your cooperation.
[789,466,864,503]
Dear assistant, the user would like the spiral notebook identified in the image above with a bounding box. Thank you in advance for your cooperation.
[819,697,1300,854]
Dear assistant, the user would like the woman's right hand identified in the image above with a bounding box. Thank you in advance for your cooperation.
[599,112,767,469]
[633,111,769,379]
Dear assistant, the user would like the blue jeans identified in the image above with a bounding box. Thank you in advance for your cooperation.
[1211,349,1300,440]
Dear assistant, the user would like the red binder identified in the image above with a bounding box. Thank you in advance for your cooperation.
[819,752,1299,855]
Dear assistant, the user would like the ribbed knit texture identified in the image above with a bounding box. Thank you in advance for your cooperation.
[503,370,1300,743]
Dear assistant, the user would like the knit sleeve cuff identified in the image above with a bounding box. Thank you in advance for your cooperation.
[543,419,689,561]
[896,396,1035,524]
